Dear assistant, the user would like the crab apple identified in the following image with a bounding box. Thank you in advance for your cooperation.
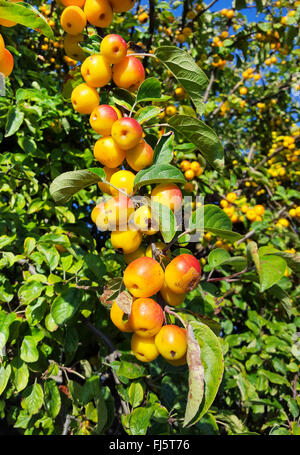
[71,83,99,114]
[112,106,122,119]
[159,281,186,307]
[110,301,133,333]
[112,56,145,91]
[126,140,154,171]
[155,325,187,360]
[166,353,187,366]
[0,49,14,77]
[111,117,143,151]
[129,298,164,338]
[89,104,118,136]
[131,205,158,235]
[164,254,201,295]
[111,229,142,254]
[83,0,113,27]
[123,257,164,298]
[81,54,112,88]
[100,34,127,64]
[60,6,87,35]
[62,0,85,6]
[97,166,119,194]
[109,0,136,13]
[64,33,86,61]
[0,34,4,60]
[131,333,159,362]
[110,170,135,197]
[151,183,183,213]
[91,201,106,224]
[93,137,126,168]
[102,195,135,230]
[124,246,146,264]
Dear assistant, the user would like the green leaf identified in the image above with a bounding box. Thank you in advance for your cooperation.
[0,312,16,351]
[134,164,186,189]
[0,1,54,38]
[5,107,24,137]
[168,115,224,171]
[153,133,174,165]
[44,379,61,418]
[11,357,29,393]
[268,251,300,277]
[112,88,136,110]
[24,237,36,256]
[151,201,176,243]
[134,106,161,124]
[270,285,293,317]
[129,406,153,435]
[0,364,11,396]
[257,248,287,293]
[186,320,224,424]
[208,248,231,269]
[136,77,161,103]
[51,287,83,325]
[20,336,39,363]
[117,354,147,379]
[21,382,44,415]
[18,281,44,305]
[49,168,106,204]
[64,326,79,364]
[128,381,144,408]
[155,46,208,114]
[183,323,205,427]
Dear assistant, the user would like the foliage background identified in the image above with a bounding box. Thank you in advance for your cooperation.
[0,0,299,435]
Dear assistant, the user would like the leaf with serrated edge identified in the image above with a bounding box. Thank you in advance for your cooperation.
[155,46,208,114]
[184,323,205,427]
[168,115,224,170]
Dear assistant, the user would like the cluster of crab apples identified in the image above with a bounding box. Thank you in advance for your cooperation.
[111,253,202,365]
[63,22,203,364]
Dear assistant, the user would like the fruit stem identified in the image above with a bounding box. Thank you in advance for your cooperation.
[164,306,187,329]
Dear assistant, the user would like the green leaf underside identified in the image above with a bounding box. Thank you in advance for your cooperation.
[187,321,224,425]
[49,168,105,204]
[0,1,54,38]
[168,115,224,171]
[184,324,205,427]
[155,46,208,114]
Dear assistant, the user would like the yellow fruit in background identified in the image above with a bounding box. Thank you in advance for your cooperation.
[226,192,237,203]
[246,209,257,221]
[220,199,229,208]
[254,205,265,216]
[184,169,195,180]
